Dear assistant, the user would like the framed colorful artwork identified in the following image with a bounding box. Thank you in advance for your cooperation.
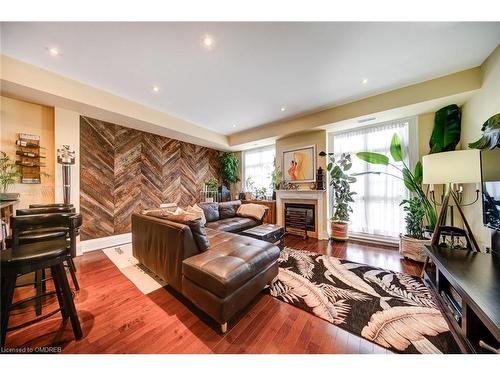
[282,145,316,183]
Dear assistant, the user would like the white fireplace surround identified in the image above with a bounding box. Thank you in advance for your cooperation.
[275,190,328,240]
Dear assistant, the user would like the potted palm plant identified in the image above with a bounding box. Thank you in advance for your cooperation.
[319,151,357,241]
[0,151,21,201]
[219,152,240,201]
[355,133,437,261]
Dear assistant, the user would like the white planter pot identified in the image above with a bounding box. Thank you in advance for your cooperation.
[399,234,430,263]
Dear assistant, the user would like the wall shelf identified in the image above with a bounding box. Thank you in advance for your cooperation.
[15,133,46,184]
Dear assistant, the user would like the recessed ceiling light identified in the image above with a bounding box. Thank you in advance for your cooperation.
[232,124,237,128]
[152,86,160,92]
[362,78,368,84]
[280,107,286,112]
[201,35,215,49]
[48,47,60,56]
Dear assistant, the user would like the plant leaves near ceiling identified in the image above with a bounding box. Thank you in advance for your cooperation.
[390,133,404,161]
[356,152,389,165]
[429,104,461,154]
[402,168,416,192]
[414,161,423,185]
[468,113,500,150]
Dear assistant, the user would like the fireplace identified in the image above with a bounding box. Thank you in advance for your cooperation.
[285,203,316,232]
[275,190,327,240]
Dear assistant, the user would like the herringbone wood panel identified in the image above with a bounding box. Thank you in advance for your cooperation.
[80,117,115,240]
[114,126,142,235]
[80,116,219,240]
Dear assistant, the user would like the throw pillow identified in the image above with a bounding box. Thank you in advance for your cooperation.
[186,219,210,252]
[165,214,209,252]
[219,200,242,219]
[199,202,220,222]
[236,203,267,221]
[142,208,176,217]
[186,204,206,225]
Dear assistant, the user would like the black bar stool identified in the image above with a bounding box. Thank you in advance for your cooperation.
[11,214,83,315]
[29,203,74,209]
[1,239,83,347]
[17,207,76,216]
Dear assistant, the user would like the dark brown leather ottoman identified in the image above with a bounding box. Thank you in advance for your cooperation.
[241,224,285,250]
[182,232,279,333]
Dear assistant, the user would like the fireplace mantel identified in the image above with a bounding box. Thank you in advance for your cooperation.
[275,190,328,240]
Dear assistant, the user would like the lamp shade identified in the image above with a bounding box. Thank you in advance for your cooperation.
[422,150,481,184]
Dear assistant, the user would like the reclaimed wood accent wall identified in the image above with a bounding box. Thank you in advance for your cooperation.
[80,116,220,240]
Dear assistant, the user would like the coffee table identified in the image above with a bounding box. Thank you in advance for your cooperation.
[240,224,285,250]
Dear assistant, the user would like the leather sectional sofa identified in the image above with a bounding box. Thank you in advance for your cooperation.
[131,200,280,333]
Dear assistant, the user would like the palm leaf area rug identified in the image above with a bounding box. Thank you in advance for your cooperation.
[266,247,459,354]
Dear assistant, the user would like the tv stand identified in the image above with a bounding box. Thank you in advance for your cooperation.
[423,245,500,353]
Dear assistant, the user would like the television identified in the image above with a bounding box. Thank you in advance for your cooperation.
[480,149,500,231]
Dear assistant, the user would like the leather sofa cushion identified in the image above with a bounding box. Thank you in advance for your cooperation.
[199,202,220,222]
[205,216,259,233]
[218,200,241,219]
[182,233,279,298]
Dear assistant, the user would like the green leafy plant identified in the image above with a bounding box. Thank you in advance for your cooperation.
[0,151,21,193]
[355,133,437,230]
[400,197,426,239]
[319,151,357,222]
[468,113,500,149]
[245,177,255,192]
[204,177,218,190]
[254,187,267,200]
[219,152,240,187]
[270,158,283,191]
[429,104,461,153]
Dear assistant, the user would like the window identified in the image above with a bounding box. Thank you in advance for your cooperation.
[242,145,276,193]
[328,117,417,239]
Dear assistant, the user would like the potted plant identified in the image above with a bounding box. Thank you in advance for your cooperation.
[0,151,21,201]
[399,197,430,262]
[270,158,283,200]
[319,151,357,241]
[204,177,219,202]
[244,177,255,200]
[355,133,437,260]
[254,187,267,200]
[219,152,240,201]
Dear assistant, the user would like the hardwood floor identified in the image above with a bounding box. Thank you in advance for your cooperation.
[3,236,423,353]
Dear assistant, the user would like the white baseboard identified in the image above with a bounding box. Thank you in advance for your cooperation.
[78,232,131,255]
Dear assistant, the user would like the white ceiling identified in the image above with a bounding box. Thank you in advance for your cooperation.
[1,22,499,135]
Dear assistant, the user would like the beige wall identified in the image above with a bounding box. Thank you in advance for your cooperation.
[460,46,500,250]
[275,130,327,189]
[417,46,500,250]
[54,108,80,211]
[418,112,434,159]
[0,96,55,208]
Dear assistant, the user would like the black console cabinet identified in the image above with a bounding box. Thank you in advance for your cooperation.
[423,245,500,353]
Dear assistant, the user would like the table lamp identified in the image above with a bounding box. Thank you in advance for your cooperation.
[422,149,481,251]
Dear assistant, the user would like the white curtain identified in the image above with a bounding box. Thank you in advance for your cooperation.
[330,118,415,238]
[243,145,276,191]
